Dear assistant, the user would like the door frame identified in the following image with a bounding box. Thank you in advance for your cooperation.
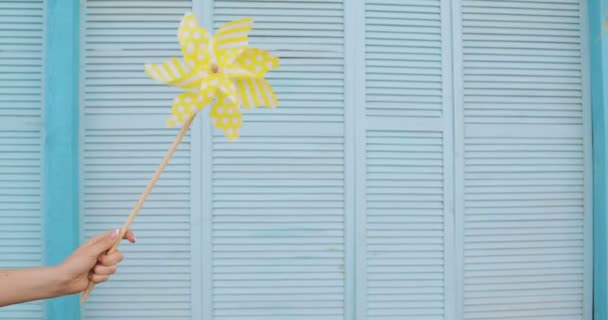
[589,0,608,319]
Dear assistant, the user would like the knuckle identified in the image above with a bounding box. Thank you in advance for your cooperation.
[92,275,107,284]
[110,253,121,264]
[109,265,117,274]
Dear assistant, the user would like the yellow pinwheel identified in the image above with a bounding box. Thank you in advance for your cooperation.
[80,12,282,303]
[144,13,279,140]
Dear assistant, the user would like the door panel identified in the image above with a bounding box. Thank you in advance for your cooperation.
[456,0,591,319]
[80,1,195,319]
[0,0,44,318]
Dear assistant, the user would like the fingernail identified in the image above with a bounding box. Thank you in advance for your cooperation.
[110,229,119,240]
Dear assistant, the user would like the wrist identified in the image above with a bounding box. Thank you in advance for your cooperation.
[47,265,72,297]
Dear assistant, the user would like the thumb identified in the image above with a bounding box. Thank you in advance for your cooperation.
[85,229,120,256]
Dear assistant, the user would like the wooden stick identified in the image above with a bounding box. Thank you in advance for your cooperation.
[80,114,196,304]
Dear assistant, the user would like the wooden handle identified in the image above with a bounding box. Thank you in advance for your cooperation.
[80,114,196,304]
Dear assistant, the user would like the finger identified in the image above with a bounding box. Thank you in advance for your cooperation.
[93,264,117,276]
[85,229,120,256]
[89,273,110,284]
[99,251,124,266]
[123,230,136,243]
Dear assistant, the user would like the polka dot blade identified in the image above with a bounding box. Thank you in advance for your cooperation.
[144,12,279,140]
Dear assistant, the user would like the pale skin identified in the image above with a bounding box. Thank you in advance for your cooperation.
[0,229,135,307]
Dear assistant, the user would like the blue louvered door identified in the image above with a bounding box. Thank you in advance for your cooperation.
[0,1,45,319]
[80,1,196,319]
[455,1,592,319]
[79,0,591,320]
[356,0,455,319]
[199,1,349,320]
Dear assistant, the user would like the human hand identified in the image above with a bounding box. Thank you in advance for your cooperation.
[57,229,136,295]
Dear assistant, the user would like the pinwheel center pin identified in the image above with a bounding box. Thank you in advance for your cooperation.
[210,62,221,74]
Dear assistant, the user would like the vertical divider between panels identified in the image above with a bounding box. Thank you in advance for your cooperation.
[77,0,85,260]
[44,0,80,319]
[580,1,594,319]
[441,0,457,318]
[589,0,608,319]
[199,1,214,320]
[343,0,359,319]
[352,0,367,319]
[191,1,204,319]
[449,0,464,319]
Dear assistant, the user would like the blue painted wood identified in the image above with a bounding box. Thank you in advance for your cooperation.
[343,1,357,320]
[352,1,367,319]
[451,2,466,319]
[581,1,594,318]
[0,1,45,318]
[457,1,592,320]
[590,0,608,319]
[362,2,451,320]
[207,2,348,320]
[197,3,214,320]
[440,0,457,318]
[76,2,595,320]
[80,1,194,319]
[190,3,205,320]
[45,0,80,319]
